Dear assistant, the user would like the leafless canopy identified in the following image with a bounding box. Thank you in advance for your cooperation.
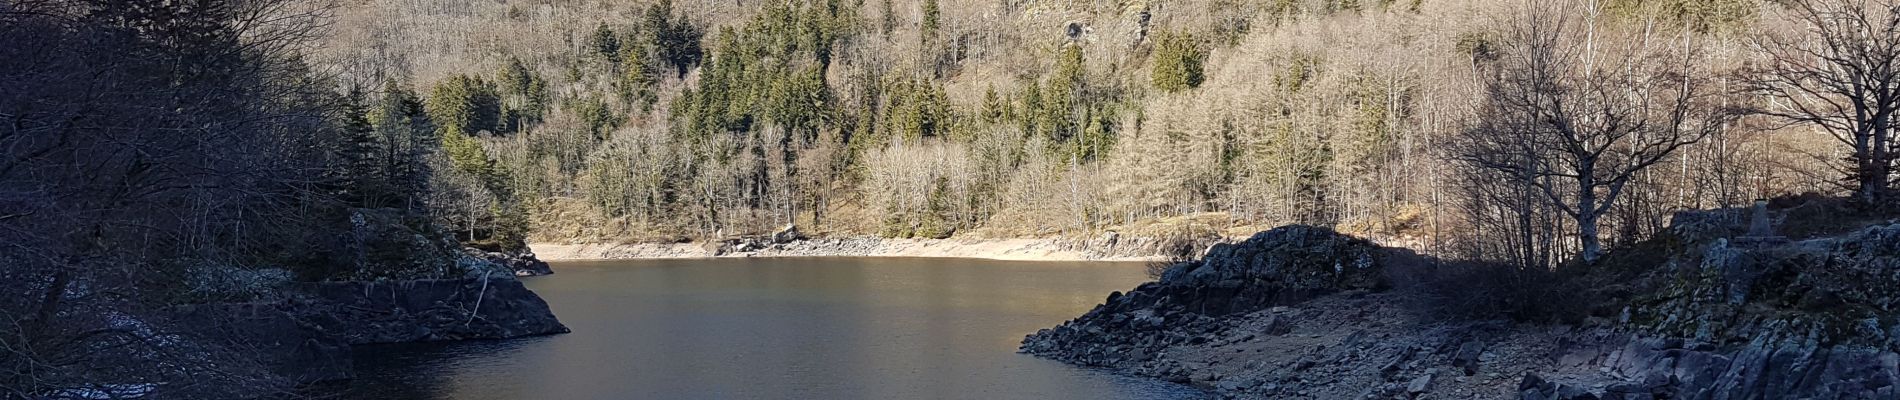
[1452,0,1737,264]
[1746,0,1900,203]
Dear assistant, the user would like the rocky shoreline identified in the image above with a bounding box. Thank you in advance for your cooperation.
[533,227,1227,262]
[179,249,570,386]
[1020,224,1900,399]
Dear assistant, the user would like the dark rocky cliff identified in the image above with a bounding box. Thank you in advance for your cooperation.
[288,277,569,344]
[187,276,569,384]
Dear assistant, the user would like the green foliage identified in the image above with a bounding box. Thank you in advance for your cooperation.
[632,0,706,78]
[332,87,383,204]
[496,56,548,132]
[591,23,621,61]
[1018,80,1044,136]
[921,0,941,45]
[359,82,437,210]
[1150,29,1207,93]
[980,85,1010,124]
[619,48,659,112]
[882,77,953,140]
[1344,75,1407,165]
[671,1,853,139]
[571,96,618,141]
[440,126,493,177]
[1042,45,1086,143]
[1261,120,1334,224]
[917,176,957,239]
[1332,73,1413,211]
[426,74,503,137]
[600,0,702,114]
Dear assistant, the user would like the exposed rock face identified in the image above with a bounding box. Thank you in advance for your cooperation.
[1021,225,1406,368]
[1024,222,1900,399]
[288,278,570,344]
[1636,223,1900,352]
[175,276,569,386]
[340,208,465,280]
[1524,330,1900,400]
[467,248,554,276]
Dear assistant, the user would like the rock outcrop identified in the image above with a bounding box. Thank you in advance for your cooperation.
[288,277,570,344]
[466,248,555,276]
[1635,223,1900,349]
[1024,219,1900,399]
[1021,225,1410,370]
[1531,222,1900,399]
[1521,330,1900,399]
[174,276,570,385]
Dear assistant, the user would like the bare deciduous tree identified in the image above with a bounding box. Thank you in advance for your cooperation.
[1747,0,1900,204]
[1454,1,1735,264]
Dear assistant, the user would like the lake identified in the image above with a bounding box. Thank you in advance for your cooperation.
[346,257,1206,399]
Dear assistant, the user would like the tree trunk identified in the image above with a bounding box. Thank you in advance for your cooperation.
[1857,125,1891,204]
[1576,172,1602,264]
[1578,209,1602,264]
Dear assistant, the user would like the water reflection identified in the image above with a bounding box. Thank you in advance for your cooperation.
[348,258,1205,400]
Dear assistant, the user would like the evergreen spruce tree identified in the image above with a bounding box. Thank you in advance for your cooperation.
[1151,30,1207,93]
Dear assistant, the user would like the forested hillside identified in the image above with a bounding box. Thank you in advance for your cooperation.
[315,0,1845,266]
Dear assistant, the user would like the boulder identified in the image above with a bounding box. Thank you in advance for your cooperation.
[1407,370,1435,396]
[1452,340,1484,376]
[772,224,806,244]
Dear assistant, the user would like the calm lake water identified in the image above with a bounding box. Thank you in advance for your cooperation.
[347,257,1206,399]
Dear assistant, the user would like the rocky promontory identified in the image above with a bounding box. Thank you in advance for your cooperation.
[1022,218,1900,399]
[180,275,570,384]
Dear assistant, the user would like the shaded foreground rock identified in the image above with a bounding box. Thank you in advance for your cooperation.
[174,303,354,383]
[1020,225,1422,395]
[1022,221,1900,399]
[1023,226,1403,354]
[289,277,570,344]
[180,277,568,384]
[1521,330,1900,399]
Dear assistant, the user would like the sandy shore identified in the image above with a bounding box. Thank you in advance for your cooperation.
[530,236,1182,262]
